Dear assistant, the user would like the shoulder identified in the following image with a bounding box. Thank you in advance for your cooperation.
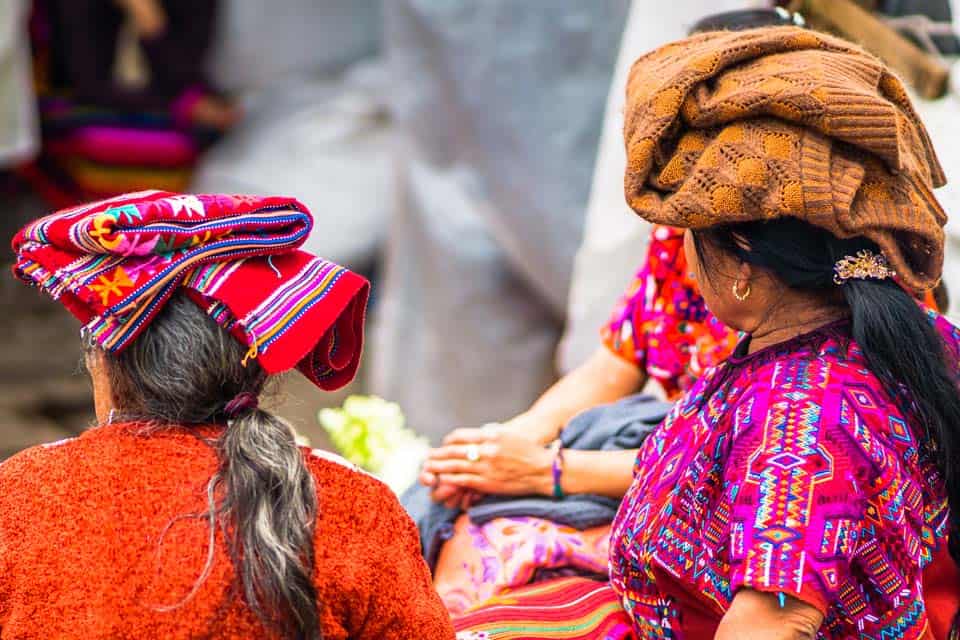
[304,448,408,526]
[724,336,897,438]
[0,423,218,518]
[728,336,928,476]
[303,448,382,490]
[929,309,960,361]
[0,434,85,492]
[0,433,94,549]
[304,449,424,570]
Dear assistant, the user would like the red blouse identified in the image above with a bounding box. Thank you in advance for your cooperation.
[0,423,455,640]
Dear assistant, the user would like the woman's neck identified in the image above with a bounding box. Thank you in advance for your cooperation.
[746,304,849,354]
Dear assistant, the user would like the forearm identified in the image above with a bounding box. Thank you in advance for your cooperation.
[715,590,823,640]
[516,346,644,444]
[556,448,638,498]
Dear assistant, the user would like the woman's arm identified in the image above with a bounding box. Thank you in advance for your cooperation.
[557,449,638,498]
[715,590,823,640]
[420,346,643,505]
[422,435,639,499]
[500,345,645,445]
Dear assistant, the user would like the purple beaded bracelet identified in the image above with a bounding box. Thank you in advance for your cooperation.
[550,439,565,500]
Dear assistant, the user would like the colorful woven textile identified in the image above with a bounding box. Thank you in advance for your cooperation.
[12,190,369,389]
[622,26,947,290]
[434,515,611,616]
[609,313,959,639]
[453,577,635,640]
[602,225,737,398]
[30,97,207,205]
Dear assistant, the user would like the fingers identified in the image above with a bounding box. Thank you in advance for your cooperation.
[428,443,494,461]
[422,458,476,475]
[443,428,497,445]
[461,490,482,509]
[437,474,487,492]
[431,482,460,503]
[419,469,437,486]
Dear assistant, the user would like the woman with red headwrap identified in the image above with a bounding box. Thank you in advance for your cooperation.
[1,191,455,639]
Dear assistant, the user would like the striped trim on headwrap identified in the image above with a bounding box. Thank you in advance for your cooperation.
[11,190,369,390]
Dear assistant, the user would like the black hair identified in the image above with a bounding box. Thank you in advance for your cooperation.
[689,7,804,35]
[693,217,960,632]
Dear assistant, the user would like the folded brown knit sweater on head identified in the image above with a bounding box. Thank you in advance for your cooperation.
[623,26,947,291]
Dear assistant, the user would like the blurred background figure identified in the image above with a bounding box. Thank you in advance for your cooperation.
[0,0,38,171]
[192,0,389,270]
[25,0,236,205]
[370,1,628,442]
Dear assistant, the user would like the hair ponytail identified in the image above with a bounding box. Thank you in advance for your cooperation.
[841,277,960,624]
[215,408,320,640]
[96,293,322,638]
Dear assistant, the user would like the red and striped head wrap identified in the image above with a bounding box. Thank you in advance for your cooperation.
[11,190,369,390]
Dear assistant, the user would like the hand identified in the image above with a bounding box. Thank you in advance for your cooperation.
[419,461,473,509]
[116,0,167,39]
[419,428,485,508]
[419,478,480,510]
[421,427,555,497]
[419,424,500,507]
[190,95,243,132]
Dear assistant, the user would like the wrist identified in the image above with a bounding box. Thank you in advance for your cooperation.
[512,409,563,446]
[534,445,557,496]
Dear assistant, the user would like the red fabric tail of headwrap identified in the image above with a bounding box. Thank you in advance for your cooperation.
[183,250,370,390]
[11,190,370,391]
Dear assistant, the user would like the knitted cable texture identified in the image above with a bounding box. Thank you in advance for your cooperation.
[623,26,947,290]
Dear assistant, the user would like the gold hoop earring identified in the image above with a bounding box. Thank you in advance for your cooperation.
[732,280,751,301]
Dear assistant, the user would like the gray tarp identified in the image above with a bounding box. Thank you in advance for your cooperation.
[0,0,37,167]
[371,2,628,441]
[192,0,389,268]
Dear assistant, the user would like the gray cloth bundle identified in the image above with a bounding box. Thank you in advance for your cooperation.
[401,393,672,571]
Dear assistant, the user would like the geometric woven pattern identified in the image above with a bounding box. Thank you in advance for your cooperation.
[609,314,956,639]
[602,225,738,398]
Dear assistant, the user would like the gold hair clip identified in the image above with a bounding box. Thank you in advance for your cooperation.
[833,250,896,285]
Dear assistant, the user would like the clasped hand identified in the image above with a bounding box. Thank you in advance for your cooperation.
[419,425,554,509]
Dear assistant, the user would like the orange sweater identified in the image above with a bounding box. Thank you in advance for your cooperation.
[0,423,455,640]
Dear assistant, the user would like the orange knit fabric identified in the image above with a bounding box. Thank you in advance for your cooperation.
[623,26,947,291]
[0,424,455,640]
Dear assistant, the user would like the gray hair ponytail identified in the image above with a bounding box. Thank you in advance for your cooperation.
[90,293,321,639]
